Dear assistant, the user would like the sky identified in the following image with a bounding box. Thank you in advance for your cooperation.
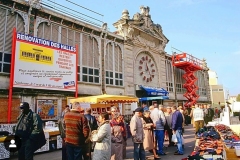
[43,0,240,95]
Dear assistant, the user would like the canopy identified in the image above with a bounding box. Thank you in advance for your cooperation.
[139,96,169,101]
[139,85,169,96]
[69,94,139,104]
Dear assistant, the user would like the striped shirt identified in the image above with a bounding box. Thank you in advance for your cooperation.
[64,110,89,146]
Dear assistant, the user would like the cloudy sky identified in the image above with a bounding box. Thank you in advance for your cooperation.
[43,0,240,95]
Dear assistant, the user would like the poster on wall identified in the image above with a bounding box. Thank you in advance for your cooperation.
[13,32,77,92]
[37,99,58,120]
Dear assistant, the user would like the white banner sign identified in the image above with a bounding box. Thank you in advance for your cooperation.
[13,32,77,92]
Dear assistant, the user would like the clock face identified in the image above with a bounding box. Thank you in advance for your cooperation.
[139,55,156,82]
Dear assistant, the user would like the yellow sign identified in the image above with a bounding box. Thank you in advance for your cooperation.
[19,42,54,65]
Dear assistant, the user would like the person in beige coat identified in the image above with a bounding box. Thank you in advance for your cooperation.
[142,111,160,159]
[130,107,146,160]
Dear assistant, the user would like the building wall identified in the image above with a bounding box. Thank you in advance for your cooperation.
[211,85,225,105]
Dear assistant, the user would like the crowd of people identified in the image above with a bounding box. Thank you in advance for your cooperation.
[13,101,220,160]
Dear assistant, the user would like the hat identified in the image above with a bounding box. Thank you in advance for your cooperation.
[135,107,143,113]
[20,102,29,109]
[166,106,171,108]
[178,106,183,109]
[226,101,231,104]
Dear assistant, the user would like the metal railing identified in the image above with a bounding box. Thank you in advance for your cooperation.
[172,52,203,69]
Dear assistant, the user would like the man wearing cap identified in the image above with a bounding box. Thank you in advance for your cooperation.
[64,102,90,160]
[130,107,146,160]
[15,102,46,160]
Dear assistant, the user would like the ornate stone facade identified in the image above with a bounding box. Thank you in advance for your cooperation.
[113,6,169,96]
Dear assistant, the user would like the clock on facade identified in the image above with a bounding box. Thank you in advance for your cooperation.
[139,55,156,82]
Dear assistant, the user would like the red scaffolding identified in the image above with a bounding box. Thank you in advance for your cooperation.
[172,52,203,107]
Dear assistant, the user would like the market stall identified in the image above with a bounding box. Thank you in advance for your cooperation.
[69,94,139,116]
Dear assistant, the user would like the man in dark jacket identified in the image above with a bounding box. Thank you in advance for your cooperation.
[15,102,45,160]
[171,106,184,155]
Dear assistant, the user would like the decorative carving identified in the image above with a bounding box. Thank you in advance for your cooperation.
[127,26,134,39]
[121,10,129,20]
[140,6,150,17]
[134,35,155,48]
[27,0,41,9]
[133,13,141,21]
[15,10,29,34]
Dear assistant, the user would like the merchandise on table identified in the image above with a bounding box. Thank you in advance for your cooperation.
[184,126,224,160]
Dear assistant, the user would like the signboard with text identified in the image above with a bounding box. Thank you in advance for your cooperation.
[13,32,77,91]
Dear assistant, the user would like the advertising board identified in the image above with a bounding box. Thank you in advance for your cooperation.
[13,32,77,92]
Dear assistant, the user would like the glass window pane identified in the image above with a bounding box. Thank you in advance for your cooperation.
[110,72,113,78]
[89,76,93,82]
[94,69,99,76]
[3,63,10,73]
[78,74,80,81]
[106,71,109,77]
[115,80,119,85]
[0,52,2,61]
[78,66,80,73]
[106,78,109,84]
[119,73,122,79]
[4,53,11,63]
[94,77,99,83]
[83,67,88,74]
[82,75,88,82]
[89,68,93,75]
[120,80,123,86]
[110,79,113,85]
[115,73,118,78]
[0,63,2,72]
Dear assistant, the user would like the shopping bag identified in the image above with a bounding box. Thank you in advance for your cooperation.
[172,134,178,143]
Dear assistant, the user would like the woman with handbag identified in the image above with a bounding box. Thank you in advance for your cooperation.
[91,112,111,160]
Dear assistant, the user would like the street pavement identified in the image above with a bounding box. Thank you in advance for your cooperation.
[10,125,195,160]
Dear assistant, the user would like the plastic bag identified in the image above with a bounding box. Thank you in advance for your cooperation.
[172,134,178,143]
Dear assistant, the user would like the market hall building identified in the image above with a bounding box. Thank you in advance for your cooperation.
[0,0,211,124]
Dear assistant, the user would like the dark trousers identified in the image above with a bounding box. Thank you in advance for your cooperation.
[18,139,34,160]
[62,139,67,160]
[133,143,145,160]
[82,143,91,160]
[66,144,83,160]
[167,129,174,146]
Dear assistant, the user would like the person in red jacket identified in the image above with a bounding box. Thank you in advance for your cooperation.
[64,104,89,160]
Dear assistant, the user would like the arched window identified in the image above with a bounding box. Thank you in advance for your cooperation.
[0,9,24,73]
[165,60,173,92]
[105,43,123,86]
[81,35,99,83]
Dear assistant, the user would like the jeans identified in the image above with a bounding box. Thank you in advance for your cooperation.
[18,139,34,160]
[133,143,145,160]
[66,144,83,160]
[175,129,184,154]
[154,130,165,154]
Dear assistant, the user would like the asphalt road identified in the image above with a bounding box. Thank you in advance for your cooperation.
[10,125,196,160]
